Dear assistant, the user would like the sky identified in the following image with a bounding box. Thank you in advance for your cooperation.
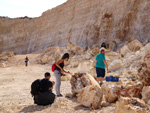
[0,0,67,18]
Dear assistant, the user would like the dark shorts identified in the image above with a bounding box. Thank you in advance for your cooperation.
[96,67,105,78]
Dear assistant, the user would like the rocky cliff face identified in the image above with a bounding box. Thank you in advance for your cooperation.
[0,0,150,54]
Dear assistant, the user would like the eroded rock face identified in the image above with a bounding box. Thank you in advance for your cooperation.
[142,86,150,105]
[70,73,99,94]
[0,0,150,54]
[114,97,148,113]
[138,54,150,86]
[77,85,103,109]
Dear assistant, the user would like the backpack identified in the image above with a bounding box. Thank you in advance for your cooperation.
[31,79,41,96]
[52,63,56,72]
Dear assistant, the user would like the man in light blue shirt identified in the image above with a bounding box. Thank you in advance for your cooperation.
[96,49,108,86]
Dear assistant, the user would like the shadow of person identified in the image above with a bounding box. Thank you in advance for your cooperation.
[19,104,50,113]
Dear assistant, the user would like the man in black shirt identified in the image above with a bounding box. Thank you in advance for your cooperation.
[34,72,55,106]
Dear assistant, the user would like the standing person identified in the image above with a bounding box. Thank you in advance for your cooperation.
[54,53,70,97]
[96,48,108,86]
[25,56,29,67]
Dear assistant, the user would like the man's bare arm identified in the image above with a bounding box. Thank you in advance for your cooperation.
[103,60,109,72]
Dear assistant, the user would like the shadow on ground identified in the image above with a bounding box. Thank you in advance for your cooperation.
[19,104,50,113]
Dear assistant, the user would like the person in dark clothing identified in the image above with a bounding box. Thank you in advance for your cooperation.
[101,42,106,49]
[54,53,70,97]
[25,56,29,67]
[34,72,55,106]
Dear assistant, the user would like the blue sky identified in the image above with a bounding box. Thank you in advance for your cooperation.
[0,0,67,18]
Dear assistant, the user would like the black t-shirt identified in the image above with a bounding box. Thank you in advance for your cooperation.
[55,62,64,71]
[39,78,53,93]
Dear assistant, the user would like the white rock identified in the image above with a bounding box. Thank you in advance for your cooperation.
[108,59,122,72]
[102,82,121,103]
[127,40,143,52]
[77,85,103,109]
[118,45,131,57]
[114,97,147,113]
[70,73,100,94]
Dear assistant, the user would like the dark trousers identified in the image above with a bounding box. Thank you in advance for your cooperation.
[34,92,55,106]
[25,61,28,67]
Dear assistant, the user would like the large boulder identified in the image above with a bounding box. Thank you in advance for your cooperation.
[70,73,99,94]
[108,59,122,72]
[102,82,121,103]
[89,68,96,79]
[77,85,103,109]
[77,61,93,73]
[105,50,121,63]
[114,97,148,113]
[142,86,150,105]
[127,40,143,52]
[67,42,84,55]
[102,80,143,103]
[118,45,131,57]
[138,54,150,86]
[36,47,65,64]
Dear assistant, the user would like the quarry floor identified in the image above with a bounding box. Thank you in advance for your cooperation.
[0,56,115,113]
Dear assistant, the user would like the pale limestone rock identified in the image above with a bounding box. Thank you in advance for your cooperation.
[77,85,103,109]
[89,68,96,79]
[102,82,121,103]
[105,50,121,63]
[36,47,65,64]
[77,61,92,73]
[102,81,143,103]
[82,52,92,60]
[119,45,131,57]
[89,48,100,56]
[69,59,79,68]
[70,73,100,94]
[114,97,148,113]
[67,42,83,55]
[108,59,122,72]
[142,86,150,105]
[127,40,143,52]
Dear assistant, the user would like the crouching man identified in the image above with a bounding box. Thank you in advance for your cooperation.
[31,72,55,106]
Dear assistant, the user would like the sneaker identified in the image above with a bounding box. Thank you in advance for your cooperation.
[57,94,63,97]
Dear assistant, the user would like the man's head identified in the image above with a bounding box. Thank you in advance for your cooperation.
[44,72,51,80]
[101,49,105,54]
